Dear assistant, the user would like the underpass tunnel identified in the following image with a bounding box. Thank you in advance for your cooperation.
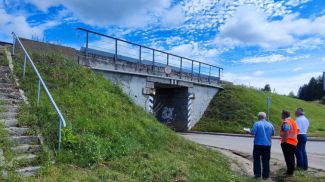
[153,83,189,131]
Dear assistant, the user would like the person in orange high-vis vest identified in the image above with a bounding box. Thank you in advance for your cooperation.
[280,110,298,176]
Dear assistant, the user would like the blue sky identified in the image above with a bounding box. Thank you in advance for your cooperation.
[1,0,325,95]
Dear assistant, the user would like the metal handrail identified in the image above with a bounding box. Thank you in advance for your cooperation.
[77,27,223,84]
[12,32,67,150]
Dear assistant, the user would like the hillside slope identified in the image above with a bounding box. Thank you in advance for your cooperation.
[4,50,241,181]
[193,84,325,137]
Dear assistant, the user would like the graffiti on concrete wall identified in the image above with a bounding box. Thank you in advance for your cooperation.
[161,107,175,122]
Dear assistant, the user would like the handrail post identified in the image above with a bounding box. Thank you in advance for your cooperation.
[191,61,194,81]
[12,37,15,56]
[219,68,221,82]
[37,79,41,106]
[85,31,89,57]
[167,54,169,66]
[23,54,27,79]
[208,66,212,84]
[198,62,201,82]
[138,46,141,71]
[58,118,62,150]
[152,50,155,73]
[114,39,117,69]
[180,57,183,79]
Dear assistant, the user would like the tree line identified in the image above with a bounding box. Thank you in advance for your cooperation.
[298,75,325,102]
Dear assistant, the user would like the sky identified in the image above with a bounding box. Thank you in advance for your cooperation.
[1,0,325,95]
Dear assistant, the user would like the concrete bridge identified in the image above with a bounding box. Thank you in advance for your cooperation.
[77,28,223,131]
[18,28,223,131]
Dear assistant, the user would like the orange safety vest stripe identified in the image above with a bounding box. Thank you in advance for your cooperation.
[280,118,298,146]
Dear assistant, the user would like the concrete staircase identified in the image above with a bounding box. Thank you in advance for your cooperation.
[0,46,42,177]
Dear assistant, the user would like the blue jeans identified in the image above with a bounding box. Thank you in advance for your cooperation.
[295,134,308,170]
[253,145,271,178]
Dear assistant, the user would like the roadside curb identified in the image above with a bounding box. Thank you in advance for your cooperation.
[183,131,325,142]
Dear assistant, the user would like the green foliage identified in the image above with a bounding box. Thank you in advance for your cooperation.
[194,84,325,137]
[11,51,241,181]
[321,96,325,104]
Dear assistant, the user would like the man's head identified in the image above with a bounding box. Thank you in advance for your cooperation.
[281,110,290,119]
[258,112,266,120]
[295,108,304,117]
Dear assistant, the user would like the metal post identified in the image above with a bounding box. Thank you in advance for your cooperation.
[219,68,221,82]
[191,61,194,81]
[85,31,89,57]
[208,66,211,83]
[180,58,183,79]
[12,37,15,56]
[114,39,117,69]
[58,118,62,150]
[167,54,169,66]
[37,79,41,106]
[152,50,155,73]
[198,62,201,82]
[137,46,141,71]
[23,54,27,79]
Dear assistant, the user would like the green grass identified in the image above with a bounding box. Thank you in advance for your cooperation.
[6,51,241,181]
[193,84,325,137]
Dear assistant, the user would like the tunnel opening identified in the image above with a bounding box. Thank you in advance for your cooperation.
[153,83,189,131]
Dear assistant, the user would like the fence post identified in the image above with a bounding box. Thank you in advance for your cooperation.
[208,66,211,83]
[114,39,117,69]
[152,50,155,73]
[167,54,169,66]
[85,31,89,57]
[37,79,41,106]
[180,57,183,79]
[198,62,201,82]
[12,37,15,56]
[138,46,142,71]
[58,118,62,150]
[191,61,194,81]
[23,54,27,79]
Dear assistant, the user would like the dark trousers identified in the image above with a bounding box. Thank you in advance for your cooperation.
[281,142,296,175]
[295,134,308,170]
[253,145,271,178]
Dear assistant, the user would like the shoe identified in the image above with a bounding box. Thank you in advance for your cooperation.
[254,176,261,179]
[262,177,269,180]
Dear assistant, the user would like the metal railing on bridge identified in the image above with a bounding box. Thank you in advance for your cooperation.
[77,28,223,85]
[12,32,67,150]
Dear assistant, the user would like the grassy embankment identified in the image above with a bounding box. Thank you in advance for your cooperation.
[2,50,242,181]
[193,84,325,137]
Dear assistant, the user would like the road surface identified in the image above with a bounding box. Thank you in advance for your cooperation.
[182,133,325,171]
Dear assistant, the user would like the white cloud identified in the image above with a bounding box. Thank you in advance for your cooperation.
[239,54,310,64]
[24,0,186,28]
[216,5,325,49]
[253,70,264,76]
[223,71,321,95]
[0,8,58,41]
[160,5,185,27]
[240,54,286,64]
[322,57,325,63]
[293,67,303,72]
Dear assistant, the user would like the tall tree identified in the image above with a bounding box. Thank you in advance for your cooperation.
[262,84,271,92]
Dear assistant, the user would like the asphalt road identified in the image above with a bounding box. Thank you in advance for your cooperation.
[181,133,325,171]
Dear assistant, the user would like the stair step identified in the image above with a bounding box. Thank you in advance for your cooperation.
[0,93,21,100]
[2,119,18,127]
[16,166,41,177]
[0,105,18,113]
[12,145,41,155]
[0,112,18,119]
[0,83,16,88]
[5,127,29,136]
[0,98,23,105]
[12,154,39,167]
[0,88,19,94]
[11,136,40,145]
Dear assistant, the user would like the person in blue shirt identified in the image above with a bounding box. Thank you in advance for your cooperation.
[250,112,275,180]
